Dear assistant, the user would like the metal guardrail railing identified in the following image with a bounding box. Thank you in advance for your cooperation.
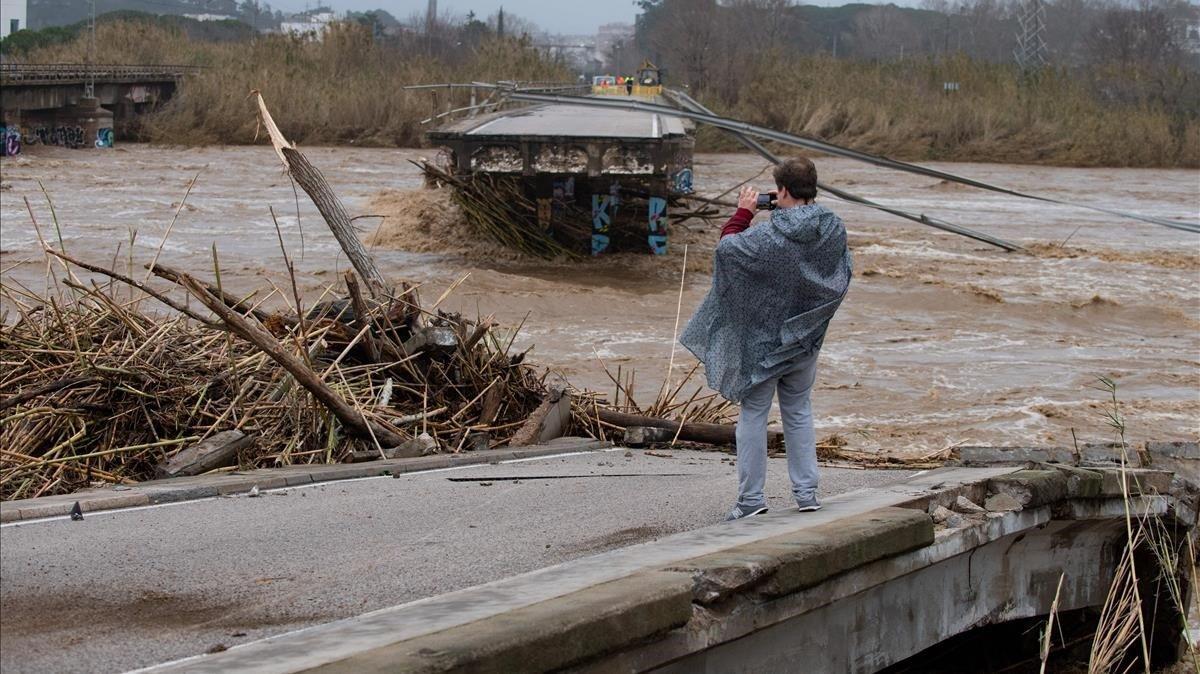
[0,63,203,84]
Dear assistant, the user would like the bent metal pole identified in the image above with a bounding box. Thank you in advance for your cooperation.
[506,91,1200,235]
[664,89,1023,252]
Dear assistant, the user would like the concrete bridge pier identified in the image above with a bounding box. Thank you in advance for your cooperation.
[73,97,115,148]
[2,98,114,151]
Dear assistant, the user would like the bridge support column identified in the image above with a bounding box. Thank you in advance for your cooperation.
[1,107,21,156]
[70,97,115,149]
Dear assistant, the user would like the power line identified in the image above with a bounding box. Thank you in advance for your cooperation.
[507,91,1200,235]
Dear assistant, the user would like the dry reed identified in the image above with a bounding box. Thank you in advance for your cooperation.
[0,252,553,500]
[11,20,571,148]
[705,53,1199,168]
[11,18,1195,166]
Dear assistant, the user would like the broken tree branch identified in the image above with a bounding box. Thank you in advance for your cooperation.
[0,376,98,413]
[254,91,389,296]
[176,272,407,448]
[598,408,782,449]
[40,248,217,326]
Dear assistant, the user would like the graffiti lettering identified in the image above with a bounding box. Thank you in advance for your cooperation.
[551,177,574,231]
[648,196,668,255]
[0,126,20,157]
[591,194,613,256]
[95,127,114,149]
[23,125,88,149]
[672,167,694,194]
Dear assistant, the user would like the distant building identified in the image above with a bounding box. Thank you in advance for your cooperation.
[595,21,633,66]
[1171,2,1200,55]
[1,0,27,38]
[534,33,596,71]
[183,13,237,22]
[1180,18,1200,54]
[281,11,338,41]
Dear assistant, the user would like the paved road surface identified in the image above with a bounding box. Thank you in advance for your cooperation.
[0,448,914,673]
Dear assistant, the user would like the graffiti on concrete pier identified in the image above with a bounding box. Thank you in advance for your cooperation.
[0,126,20,156]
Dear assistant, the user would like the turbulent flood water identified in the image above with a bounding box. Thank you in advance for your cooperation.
[1,144,1197,453]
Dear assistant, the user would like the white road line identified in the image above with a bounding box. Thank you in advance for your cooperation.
[0,448,623,529]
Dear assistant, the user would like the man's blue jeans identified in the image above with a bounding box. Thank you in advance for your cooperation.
[734,351,821,508]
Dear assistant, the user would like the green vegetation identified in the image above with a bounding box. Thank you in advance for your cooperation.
[0,11,254,55]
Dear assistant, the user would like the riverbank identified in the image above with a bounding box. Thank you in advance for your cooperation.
[4,19,1197,167]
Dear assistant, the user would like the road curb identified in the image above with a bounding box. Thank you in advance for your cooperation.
[314,571,697,673]
[140,467,1020,673]
[0,437,612,523]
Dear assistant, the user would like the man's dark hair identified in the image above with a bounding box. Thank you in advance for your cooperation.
[773,157,818,201]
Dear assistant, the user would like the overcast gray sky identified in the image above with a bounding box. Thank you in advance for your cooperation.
[268,1,920,36]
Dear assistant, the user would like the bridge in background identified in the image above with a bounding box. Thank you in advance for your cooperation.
[0,63,198,152]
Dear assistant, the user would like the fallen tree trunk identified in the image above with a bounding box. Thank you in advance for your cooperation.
[623,426,676,447]
[177,272,407,448]
[597,408,782,449]
[158,430,255,478]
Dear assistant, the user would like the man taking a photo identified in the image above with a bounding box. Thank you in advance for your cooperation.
[680,157,852,521]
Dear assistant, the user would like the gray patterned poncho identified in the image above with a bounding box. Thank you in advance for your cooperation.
[680,204,852,403]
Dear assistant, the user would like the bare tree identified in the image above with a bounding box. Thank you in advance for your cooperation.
[487,10,541,41]
[644,0,721,90]
[851,5,922,60]
[1087,0,1183,66]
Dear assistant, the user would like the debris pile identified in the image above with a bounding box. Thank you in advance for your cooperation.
[0,261,555,500]
[417,161,706,260]
[418,161,588,259]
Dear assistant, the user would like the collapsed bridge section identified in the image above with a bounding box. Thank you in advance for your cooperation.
[426,101,694,257]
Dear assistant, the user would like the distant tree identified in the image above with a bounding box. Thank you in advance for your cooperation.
[604,37,640,73]
[237,0,262,30]
[850,5,921,60]
[0,24,79,56]
[1087,0,1184,66]
[349,10,398,40]
[462,10,491,47]
[487,9,536,40]
[637,0,719,90]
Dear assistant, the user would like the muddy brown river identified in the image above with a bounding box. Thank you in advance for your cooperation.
[2,145,1197,454]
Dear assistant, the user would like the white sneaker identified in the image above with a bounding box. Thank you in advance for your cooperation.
[795,497,822,512]
[724,503,769,521]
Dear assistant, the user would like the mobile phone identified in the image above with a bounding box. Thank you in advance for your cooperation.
[755,192,778,211]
